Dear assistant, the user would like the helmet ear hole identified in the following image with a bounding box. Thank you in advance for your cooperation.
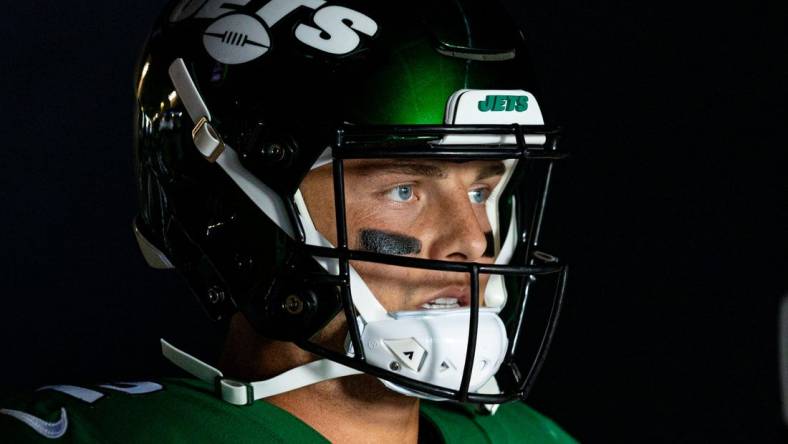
[267,287,320,337]
[243,278,341,342]
[240,125,298,173]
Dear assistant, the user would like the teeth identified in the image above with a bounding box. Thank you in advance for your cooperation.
[421,297,460,309]
[433,297,458,304]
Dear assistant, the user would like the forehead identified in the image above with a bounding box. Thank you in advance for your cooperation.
[341,159,506,179]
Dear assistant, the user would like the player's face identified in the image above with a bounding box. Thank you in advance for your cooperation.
[300,159,505,312]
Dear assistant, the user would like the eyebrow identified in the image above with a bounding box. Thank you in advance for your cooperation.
[475,161,507,181]
[349,161,448,178]
[347,160,507,181]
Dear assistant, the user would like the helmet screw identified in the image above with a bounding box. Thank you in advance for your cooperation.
[389,361,401,371]
[263,143,285,161]
[533,251,559,263]
[207,286,225,305]
[234,254,253,271]
[283,294,304,315]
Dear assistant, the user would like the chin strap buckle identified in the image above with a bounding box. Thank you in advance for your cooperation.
[191,116,225,163]
[216,378,255,406]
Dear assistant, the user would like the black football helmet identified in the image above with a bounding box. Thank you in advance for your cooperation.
[133,0,567,407]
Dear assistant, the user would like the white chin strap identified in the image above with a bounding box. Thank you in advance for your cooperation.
[161,331,500,413]
[161,339,361,406]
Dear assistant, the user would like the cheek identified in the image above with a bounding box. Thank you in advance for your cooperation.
[350,261,420,311]
[346,204,383,235]
[345,201,421,248]
[474,204,492,233]
[300,171,338,244]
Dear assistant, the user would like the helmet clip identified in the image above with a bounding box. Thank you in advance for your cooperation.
[191,116,225,163]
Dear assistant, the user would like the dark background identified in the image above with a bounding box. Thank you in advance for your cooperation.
[1,1,786,442]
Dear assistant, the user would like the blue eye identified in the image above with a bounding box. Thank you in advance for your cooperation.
[387,185,414,202]
[469,188,489,204]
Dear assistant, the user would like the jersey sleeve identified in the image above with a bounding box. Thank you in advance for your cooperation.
[0,387,100,443]
[0,379,329,443]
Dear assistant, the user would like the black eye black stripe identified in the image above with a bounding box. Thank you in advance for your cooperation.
[359,229,422,255]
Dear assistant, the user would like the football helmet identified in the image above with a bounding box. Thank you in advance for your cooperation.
[133,0,567,408]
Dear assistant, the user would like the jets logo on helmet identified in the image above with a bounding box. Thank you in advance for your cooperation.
[170,0,378,64]
[478,95,530,112]
[203,14,271,64]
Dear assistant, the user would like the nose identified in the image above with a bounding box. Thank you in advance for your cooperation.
[427,186,489,262]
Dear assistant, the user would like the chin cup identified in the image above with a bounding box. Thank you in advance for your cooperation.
[350,308,508,399]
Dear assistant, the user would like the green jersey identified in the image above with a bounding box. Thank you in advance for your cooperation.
[0,378,576,443]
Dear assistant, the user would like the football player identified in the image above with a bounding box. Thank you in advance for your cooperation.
[0,0,575,442]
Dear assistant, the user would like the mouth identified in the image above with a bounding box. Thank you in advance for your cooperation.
[420,288,470,310]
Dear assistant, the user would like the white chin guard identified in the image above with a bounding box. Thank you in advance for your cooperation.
[356,308,508,399]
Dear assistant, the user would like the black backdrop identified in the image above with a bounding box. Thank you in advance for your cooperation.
[1,1,786,442]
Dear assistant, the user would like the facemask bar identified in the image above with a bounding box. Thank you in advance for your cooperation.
[292,123,567,403]
[297,251,567,402]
